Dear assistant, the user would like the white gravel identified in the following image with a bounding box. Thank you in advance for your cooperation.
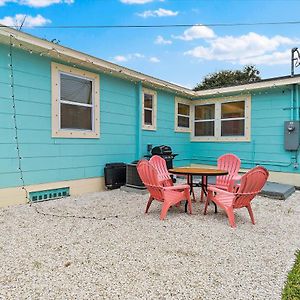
[0,187,299,300]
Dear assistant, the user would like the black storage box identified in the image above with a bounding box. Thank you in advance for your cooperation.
[104,163,126,189]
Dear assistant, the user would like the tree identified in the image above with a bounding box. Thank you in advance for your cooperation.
[193,65,261,91]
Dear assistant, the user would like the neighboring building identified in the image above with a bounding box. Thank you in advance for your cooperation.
[0,26,299,207]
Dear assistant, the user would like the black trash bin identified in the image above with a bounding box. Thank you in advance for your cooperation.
[104,163,126,189]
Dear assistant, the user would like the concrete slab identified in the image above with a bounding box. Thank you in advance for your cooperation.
[120,185,148,195]
[260,181,296,200]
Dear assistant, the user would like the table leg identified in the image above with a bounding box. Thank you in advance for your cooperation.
[200,176,205,202]
[185,174,194,213]
[201,176,217,213]
[187,175,195,197]
[190,175,196,201]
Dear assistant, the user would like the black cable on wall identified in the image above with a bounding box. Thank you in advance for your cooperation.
[8,34,30,203]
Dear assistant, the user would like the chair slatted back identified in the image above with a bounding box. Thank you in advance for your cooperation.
[233,166,269,208]
[149,155,173,187]
[216,154,241,188]
[137,160,164,201]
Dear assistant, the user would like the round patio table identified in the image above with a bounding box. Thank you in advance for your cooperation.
[169,167,228,213]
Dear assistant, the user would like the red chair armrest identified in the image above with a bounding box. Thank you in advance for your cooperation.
[207,186,234,196]
[163,184,190,191]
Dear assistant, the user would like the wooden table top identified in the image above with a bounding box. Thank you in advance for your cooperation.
[169,167,228,176]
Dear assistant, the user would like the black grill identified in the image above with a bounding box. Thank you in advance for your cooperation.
[145,145,178,169]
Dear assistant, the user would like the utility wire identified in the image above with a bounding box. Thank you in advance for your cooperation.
[31,204,121,221]
[3,20,300,29]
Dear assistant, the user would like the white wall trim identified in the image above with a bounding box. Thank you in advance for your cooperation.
[194,78,300,97]
[0,177,105,208]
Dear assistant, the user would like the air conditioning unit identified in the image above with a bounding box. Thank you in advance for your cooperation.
[126,162,145,189]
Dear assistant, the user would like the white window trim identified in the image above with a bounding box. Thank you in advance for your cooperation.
[51,62,100,139]
[142,88,157,131]
[191,95,251,142]
[175,97,191,132]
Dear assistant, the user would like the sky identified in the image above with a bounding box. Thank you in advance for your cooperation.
[1,0,300,88]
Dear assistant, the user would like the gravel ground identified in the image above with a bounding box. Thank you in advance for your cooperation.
[0,187,300,300]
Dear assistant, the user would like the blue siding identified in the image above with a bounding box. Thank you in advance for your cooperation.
[191,89,300,173]
[141,89,191,166]
[0,44,189,189]
[0,42,299,191]
[0,45,23,187]
[0,45,141,188]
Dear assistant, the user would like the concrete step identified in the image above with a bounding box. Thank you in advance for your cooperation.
[260,181,295,200]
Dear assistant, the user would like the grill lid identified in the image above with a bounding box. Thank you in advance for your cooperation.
[151,145,172,155]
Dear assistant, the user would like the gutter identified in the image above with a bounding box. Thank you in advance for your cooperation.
[2,25,300,99]
[0,26,194,98]
[193,77,300,98]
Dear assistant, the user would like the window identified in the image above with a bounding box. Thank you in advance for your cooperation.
[175,97,191,132]
[142,88,157,130]
[194,104,215,136]
[192,96,251,142]
[51,63,100,138]
[221,101,245,136]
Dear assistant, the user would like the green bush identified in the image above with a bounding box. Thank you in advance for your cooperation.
[282,251,300,300]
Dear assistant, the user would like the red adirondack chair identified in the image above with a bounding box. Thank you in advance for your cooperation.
[149,155,173,187]
[201,153,241,201]
[137,159,192,220]
[204,166,269,228]
[150,155,196,201]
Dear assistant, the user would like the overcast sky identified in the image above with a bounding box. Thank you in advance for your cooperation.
[1,0,300,88]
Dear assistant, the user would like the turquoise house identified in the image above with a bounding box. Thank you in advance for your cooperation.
[0,26,299,207]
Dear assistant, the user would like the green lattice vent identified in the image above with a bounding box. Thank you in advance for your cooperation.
[29,187,70,202]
